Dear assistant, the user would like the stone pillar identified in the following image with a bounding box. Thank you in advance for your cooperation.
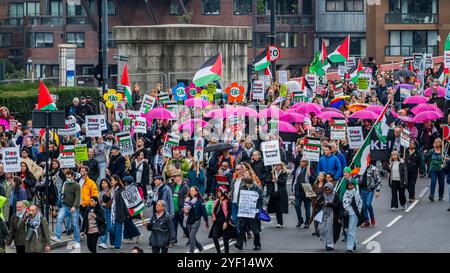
[113,24,252,93]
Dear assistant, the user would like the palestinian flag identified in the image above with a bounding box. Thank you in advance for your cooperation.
[253,48,271,72]
[327,36,350,63]
[38,81,56,110]
[436,63,448,84]
[158,92,170,104]
[192,53,222,87]
[302,76,314,100]
[374,99,395,143]
[444,32,450,51]
[265,66,272,77]
[121,185,145,217]
[165,133,180,146]
[349,58,363,83]
[120,64,133,107]
[309,41,330,76]
[353,134,371,175]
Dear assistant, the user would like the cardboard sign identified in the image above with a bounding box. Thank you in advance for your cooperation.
[330,118,347,140]
[133,117,147,134]
[163,133,180,158]
[302,183,317,198]
[59,145,75,168]
[207,83,216,95]
[194,137,204,162]
[413,53,424,70]
[121,184,145,216]
[315,85,327,97]
[347,126,364,149]
[122,117,132,132]
[1,146,21,173]
[261,140,281,166]
[252,80,265,100]
[303,137,321,162]
[9,120,18,131]
[75,144,88,162]
[345,57,356,68]
[86,115,102,138]
[58,119,79,136]
[358,75,369,92]
[424,53,433,69]
[237,190,260,218]
[400,128,410,148]
[305,74,317,94]
[116,132,134,156]
[277,70,289,84]
[140,94,156,115]
[260,75,272,89]
[280,84,288,97]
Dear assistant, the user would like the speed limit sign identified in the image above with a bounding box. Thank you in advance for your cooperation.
[268,45,281,62]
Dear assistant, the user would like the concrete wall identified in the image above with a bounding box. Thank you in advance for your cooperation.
[113,24,252,93]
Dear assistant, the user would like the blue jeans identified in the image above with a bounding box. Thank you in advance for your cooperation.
[110,222,123,249]
[55,205,80,243]
[231,203,240,233]
[361,190,375,221]
[294,195,311,224]
[97,162,107,185]
[347,213,358,251]
[430,170,445,199]
[100,207,112,245]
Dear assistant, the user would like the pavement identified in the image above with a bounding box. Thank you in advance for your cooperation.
[7,175,449,253]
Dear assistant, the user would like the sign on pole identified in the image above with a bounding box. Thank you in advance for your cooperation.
[400,128,410,148]
[277,70,289,84]
[133,117,147,134]
[75,144,88,162]
[261,140,281,166]
[347,126,364,149]
[1,146,21,173]
[163,133,180,158]
[140,94,156,115]
[413,53,424,70]
[305,74,317,94]
[252,80,265,101]
[237,190,260,218]
[424,53,433,69]
[303,137,321,162]
[116,132,134,156]
[268,45,281,62]
[86,115,102,137]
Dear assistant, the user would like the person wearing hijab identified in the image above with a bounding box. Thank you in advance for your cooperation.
[316,182,342,251]
[342,179,363,253]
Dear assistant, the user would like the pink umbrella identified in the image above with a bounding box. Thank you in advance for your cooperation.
[413,111,443,123]
[410,104,444,116]
[0,118,9,130]
[258,107,286,119]
[263,121,297,133]
[292,102,304,109]
[184,98,211,108]
[296,103,322,115]
[424,86,445,98]
[232,106,258,117]
[403,95,429,104]
[321,107,343,113]
[178,119,208,132]
[280,113,306,123]
[318,111,345,121]
[365,105,384,115]
[146,107,175,120]
[285,108,299,113]
[349,110,379,120]
[396,115,414,123]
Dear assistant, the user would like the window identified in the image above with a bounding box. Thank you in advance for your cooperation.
[51,65,59,78]
[66,32,85,48]
[77,65,94,76]
[108,0,116,15]
[303,0,313,15]
[254,32,298,48]
[349,37,365,56]
[28,32,53,48]
[50,0,63,16]
[0,33,12,48]
[234,0,252,15]
[67,2,86,16]
[170,0,188,15]
[202,0,220,15]
[108,32,116,48]
[25,2,40,16]
[35,64,47,78]
[326,0,363,12]
[257,0,298,15]
[388,30,438,56]
[9,3,24,17]
[389,0,437,14]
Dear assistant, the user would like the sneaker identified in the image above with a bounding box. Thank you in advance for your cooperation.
[312,232,319,236]
[234,244,243,250]
[370,218,376,226]
[296,222,302,228]
[361,221,370,228]
[98,243,107,249]
[429,196,434,202]
[276,224,282,228]
[326,247,334,251]
[447,207,450,212]
[51,236,62,242]
[303,224,309,229]
[72,242,80,249]
[402,204,407,210]
[253,246,261,251]
[438,197,443,201]
[134,234,144,243]
[391,207,398,211]
[408,198,415,203]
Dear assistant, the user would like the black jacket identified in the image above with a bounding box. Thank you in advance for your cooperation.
[387,160,409,188]
[251,159,271,185]
[108,153,126,179]
[145,211,176,247]
[131,160,150,186]
[81,206,106,235]
[405,149,424,175]
[112,187,130,223]
[85,158,100,182]
[267,172,289,214]
[169,182,189,212]
[186,198,208,225]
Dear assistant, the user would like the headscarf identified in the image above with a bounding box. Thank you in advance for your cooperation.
[324,182,335,203]
[26,210,42,240]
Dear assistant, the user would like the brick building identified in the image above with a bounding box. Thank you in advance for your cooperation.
[0,0,315,85]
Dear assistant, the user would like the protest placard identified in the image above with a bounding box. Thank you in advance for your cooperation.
[116,132,134,156]
[163,133,180,158]
[237,190,260,218]
[86,115,102,137]
[1,146,21,173]
[133,117,147,134]
[75,144,88,162]
[424,53,433,69]
[280,84,288,97]
[252,80,265,100]
[400,128,410,148]
[140,94,156,115]
[303,137,321,162]
[330,118,347,140]
[302,183,317,198]
[277,70,289,84]
[194,137,204,162]
[305,74,317,94]
[58,118,78,136]
[9,120,18,131]
[261,140,281,166]
[445,51,450,69]
[347,126,364,149]
[59,145,75,168]
[121,184,145,216]
[358,75,369,92]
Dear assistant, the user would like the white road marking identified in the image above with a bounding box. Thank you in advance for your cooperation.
[405,200,419,213]
[362,231,383,245]
[419,187,429,198]
[386,215,402,228]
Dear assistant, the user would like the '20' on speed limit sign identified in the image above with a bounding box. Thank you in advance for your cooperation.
[268,45,281,62]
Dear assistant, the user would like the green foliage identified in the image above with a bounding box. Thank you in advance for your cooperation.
[0,83,100,122]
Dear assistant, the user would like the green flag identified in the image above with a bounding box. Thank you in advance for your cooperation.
[445,32,450,51]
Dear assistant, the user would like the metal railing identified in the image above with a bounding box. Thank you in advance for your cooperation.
[256,15,313,26]
[66,17,89,25]
[26,16,64,26]
[385,13,438,24]
[0,17,23,26]
[385,45,438,56]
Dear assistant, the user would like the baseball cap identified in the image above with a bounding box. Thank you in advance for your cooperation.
[110,145,120,151]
